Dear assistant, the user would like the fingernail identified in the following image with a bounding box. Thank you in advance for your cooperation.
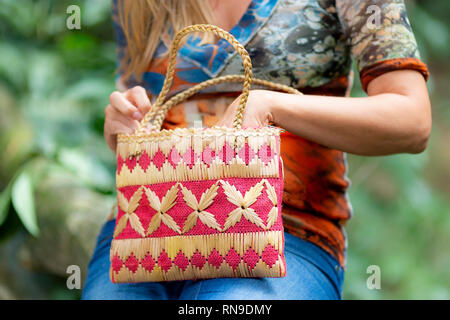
[132,111,143,120]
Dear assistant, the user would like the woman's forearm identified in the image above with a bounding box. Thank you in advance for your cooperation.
[269,72,431,156]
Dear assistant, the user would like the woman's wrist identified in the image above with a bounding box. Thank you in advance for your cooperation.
[266,91,292,127]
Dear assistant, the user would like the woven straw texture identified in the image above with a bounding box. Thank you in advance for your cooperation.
[110,24,301,283]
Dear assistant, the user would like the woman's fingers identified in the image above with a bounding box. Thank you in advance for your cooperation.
[125,86,152,116]
[105,105,140,132]
[109,90,143,120]
[104,106,140,151]
[105,86,152,153]
[109,86,151,121]
[216,91,271,129]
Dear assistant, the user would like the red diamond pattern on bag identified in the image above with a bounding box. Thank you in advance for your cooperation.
[191,250,206,269]
[243,247,259,269]
[207,248,223,269]
[173,250,189,271]
[125,156,137,172]
[124,253,139,273]
[141,253,156,273]
[111,254,123,272]
[225,248,241,270]
[152,150,166,170]
[261,244,278,268]
[158,250,172,272]
[138,151,151,172]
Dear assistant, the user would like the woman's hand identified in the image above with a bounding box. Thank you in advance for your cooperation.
[216,90,275,128]
[104,86,151,152]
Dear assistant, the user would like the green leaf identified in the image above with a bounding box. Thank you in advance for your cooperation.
[0,184,11,227]
[11,171,39,236]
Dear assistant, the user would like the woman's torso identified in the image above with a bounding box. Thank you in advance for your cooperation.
[113,0,425,268]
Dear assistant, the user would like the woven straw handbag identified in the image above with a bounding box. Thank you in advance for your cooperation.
[110,24,302,283]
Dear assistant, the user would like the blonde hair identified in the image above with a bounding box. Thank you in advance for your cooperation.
[117,0,216,82]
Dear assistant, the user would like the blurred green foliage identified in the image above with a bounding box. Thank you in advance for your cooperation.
[0,0,449,299]
[345,0,450,299]
[0,0,116,299]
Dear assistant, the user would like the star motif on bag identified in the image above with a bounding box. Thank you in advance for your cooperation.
[180,182,221,233]
[221,180,266,231]
[145,183,181,235]
[114,186,145,238]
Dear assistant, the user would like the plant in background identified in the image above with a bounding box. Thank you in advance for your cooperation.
[0,0,449,299]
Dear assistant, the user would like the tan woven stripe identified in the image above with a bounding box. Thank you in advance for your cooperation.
[116,159,279,187]
[116,128,280,186]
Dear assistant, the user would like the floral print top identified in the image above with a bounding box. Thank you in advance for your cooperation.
[112,0,429,269]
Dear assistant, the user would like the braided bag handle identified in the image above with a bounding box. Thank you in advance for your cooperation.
[151,75,302,131]
[137,24,302,133]
[137,24,252,133]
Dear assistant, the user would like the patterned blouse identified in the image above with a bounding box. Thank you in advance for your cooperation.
[112,0,429,269]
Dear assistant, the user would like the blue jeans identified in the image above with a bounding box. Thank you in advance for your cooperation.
[82,219,344,300]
